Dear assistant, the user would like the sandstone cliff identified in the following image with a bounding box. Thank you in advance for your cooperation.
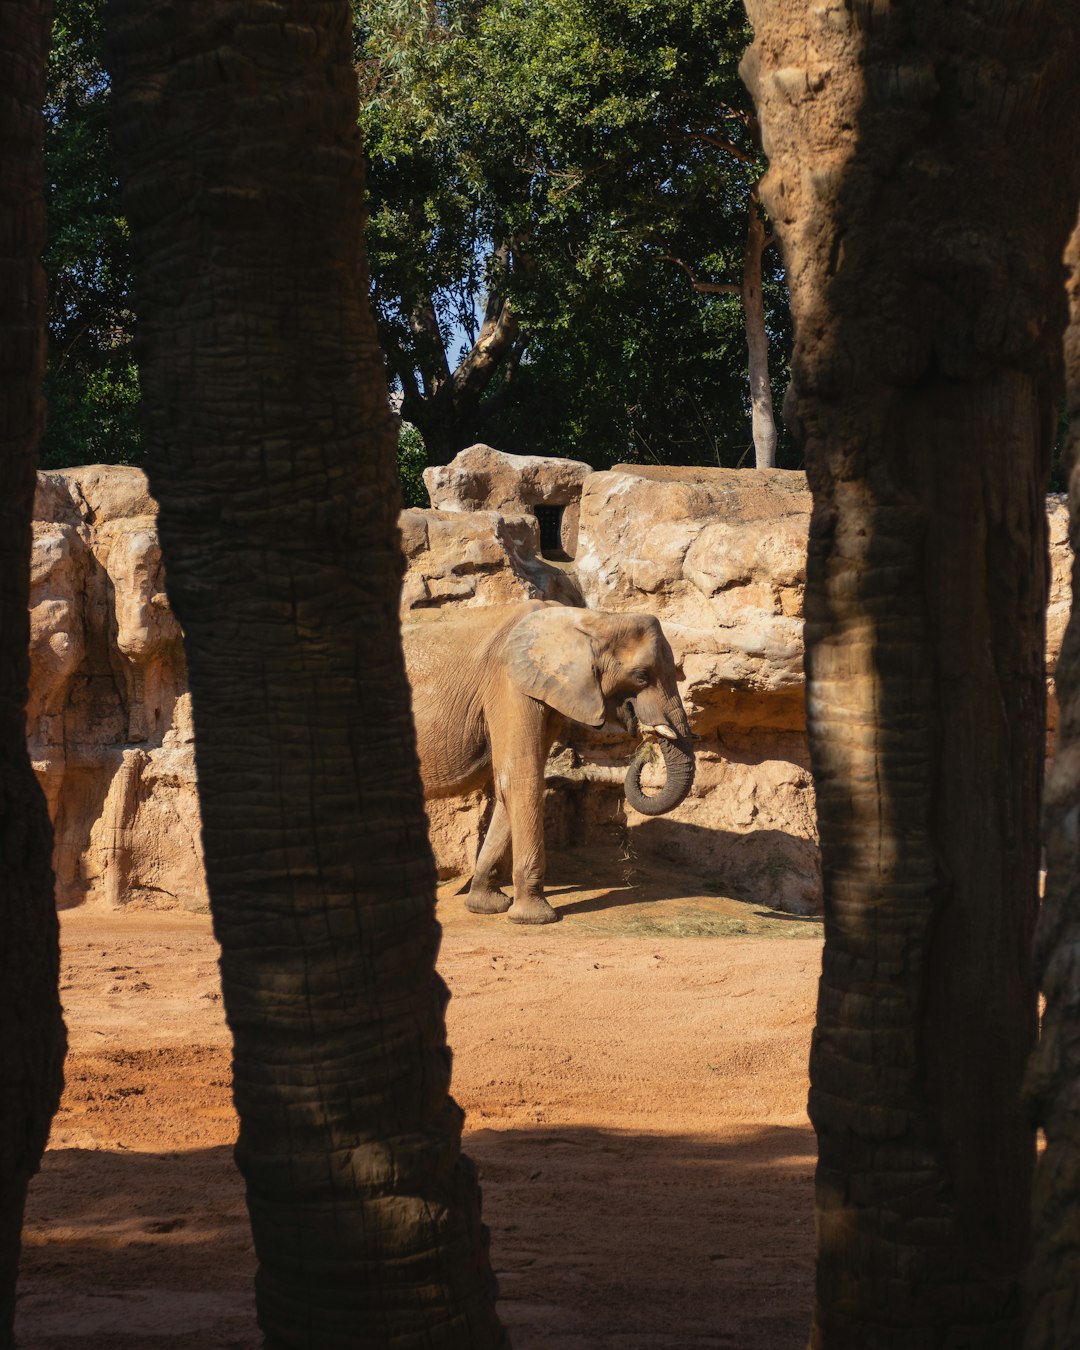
[568,463,817,912]
[30,468,206,911]
[28,455,1071,916]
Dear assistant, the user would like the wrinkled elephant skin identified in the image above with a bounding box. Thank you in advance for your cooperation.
[404,601,696,924]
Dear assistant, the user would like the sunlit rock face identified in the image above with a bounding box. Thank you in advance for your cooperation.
[559,464,817,915]
[399,508,581,613]
[29,467,206,911]
[424,443,592,559]
[574,465,810,729]
[29,461,1070,917]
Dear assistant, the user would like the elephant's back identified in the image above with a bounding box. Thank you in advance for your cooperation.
[402,600,547,680]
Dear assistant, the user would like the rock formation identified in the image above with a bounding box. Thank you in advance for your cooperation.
[29,468,206,911]
[567,464,817,912]
[27,453,1072,917]
[399,508,580,613]
[424,444,591,559]
[1048,493,1070,747]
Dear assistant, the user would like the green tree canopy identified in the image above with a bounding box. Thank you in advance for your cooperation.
[359,0,793,469]
[42,0,793,477]
[43,0,140,467]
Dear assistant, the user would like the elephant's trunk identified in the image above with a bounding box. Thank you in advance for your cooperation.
[624,736,695,816]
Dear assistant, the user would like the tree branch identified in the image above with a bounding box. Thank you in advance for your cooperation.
[407,295,451,394]
[717,102,756,131]
[398,362,421,407]
[451,296,520,397]
[741,186,777,468]
[657,253,741,295]
[692,280,743,295]
[450,242,522,401]
[476,332,529,426]
[683,129,758,165]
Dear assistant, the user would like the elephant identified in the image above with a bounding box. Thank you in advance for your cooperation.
[404,600,696,925]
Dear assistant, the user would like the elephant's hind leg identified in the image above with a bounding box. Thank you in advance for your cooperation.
[466,799,513,914]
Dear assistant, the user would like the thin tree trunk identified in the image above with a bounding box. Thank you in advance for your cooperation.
[741,2,1080,1345]
[105,4,507,1347]
[1026,218,1080,1350]
[743,185,776,469]
[398,246,523,467]
[0,3,66,1344]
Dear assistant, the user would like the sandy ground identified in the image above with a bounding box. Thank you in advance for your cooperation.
[16,849,823,1349]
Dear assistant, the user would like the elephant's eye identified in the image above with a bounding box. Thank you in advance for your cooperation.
[631,668,650,688]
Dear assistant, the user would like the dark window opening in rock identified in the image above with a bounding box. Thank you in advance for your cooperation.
[534,504,568,560]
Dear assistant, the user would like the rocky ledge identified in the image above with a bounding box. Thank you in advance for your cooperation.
[27,451,1072,916]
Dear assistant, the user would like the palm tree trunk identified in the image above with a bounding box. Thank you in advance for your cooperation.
[0,3,67,1344]
[741,2,1080,1345]
[105,4,507,1346]
[1026,220,1080,1350]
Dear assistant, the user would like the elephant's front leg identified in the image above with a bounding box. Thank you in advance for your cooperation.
[466,799,512,914]
[500,761,558,924]
[487,705,559,925]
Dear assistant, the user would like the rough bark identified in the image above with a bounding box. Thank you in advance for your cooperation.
[0,2,67,1343]
[741,2,1080,1346]
[105,4,507,1347]
[1027,220,1080,1350]
[742,187,777,470]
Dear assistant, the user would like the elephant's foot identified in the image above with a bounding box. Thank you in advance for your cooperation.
[465,884,513,915]
[507,895,560,925]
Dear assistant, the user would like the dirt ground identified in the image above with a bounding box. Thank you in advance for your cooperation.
[16,848,823,1349]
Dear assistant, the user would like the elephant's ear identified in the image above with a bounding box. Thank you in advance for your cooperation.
[505,607,606,728]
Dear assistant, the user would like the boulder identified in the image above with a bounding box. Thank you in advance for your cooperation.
[424,444,593,559]
[399,508,581,613]
[29,468,206,911]
[575,465,811,732]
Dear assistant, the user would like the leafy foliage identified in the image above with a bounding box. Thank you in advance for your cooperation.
[43,0,141,467]
[359,0,794,467]
[486,261,792,470]
[397,423,431,506]
[42,0,794,476]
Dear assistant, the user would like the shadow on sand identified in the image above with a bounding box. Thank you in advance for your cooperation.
[19,1124,814,1349]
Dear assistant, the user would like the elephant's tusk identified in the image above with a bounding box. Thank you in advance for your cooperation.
[645,724,678,741]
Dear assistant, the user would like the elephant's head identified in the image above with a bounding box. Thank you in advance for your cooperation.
[505,604,695,816]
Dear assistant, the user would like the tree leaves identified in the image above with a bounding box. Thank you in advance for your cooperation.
[358,0,794,467]
[42,0,795,473]
[43,0,140,466]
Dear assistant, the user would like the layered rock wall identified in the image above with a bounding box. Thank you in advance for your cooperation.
[568,464,817,912]
[401,448,1070,915]
[424,444,590,559]
[30,468,206,911]
[28,455,1071,916]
